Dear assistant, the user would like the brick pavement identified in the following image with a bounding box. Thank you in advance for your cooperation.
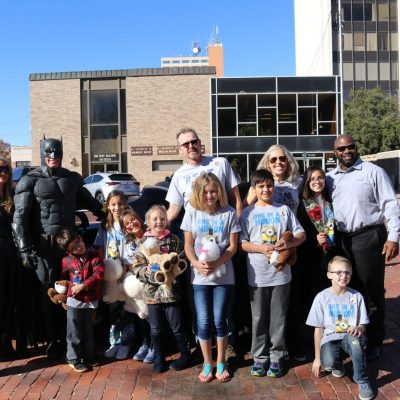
[1,261,399,400]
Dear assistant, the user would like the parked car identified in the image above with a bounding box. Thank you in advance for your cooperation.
[83,172,140,203]
[12,166,39,189]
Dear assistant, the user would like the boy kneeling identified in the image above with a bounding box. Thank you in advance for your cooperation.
[306,256,373,400]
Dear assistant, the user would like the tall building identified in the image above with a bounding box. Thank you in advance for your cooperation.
[295,0,400,101]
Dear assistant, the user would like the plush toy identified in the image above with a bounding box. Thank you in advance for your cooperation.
[121,271,148,319]
[47,280,69,310]
[198,233,225,281]
[269,231,297,272]
[138,237,187,289]
[102,258,127,303]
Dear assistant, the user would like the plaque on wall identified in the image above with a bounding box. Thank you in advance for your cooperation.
[92,153,119,162]
[131,146,153,156]
[157,145,205,155]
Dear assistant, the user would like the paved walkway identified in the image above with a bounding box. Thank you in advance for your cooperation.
[1,261,399,400]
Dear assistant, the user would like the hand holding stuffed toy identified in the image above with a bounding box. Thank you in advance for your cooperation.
[198,233,226,281]
[47,280,69,310]
[269,231,297,272]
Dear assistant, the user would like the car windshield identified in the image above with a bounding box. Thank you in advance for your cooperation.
[108,174,136,181]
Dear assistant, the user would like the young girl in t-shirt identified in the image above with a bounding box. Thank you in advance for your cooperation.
[181,173,241,383]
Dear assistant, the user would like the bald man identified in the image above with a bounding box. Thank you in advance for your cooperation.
[326,134,400,360]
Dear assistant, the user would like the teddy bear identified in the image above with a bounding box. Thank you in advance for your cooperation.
[120,271,148,319]
[102,258,127,303]
[198,233,226,281]
[137,237,187,289]
[47,280,69,310]
[269,231,297,272]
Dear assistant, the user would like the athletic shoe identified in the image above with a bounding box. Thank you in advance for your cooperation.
[358,382,374,400]
[115,345,131,360]
[69,362,90,373]
[332,363,345,378]
[250,360,268,377]
[104,345,119,358]
[143,347,156,364]
[267,361,283,378]
[133,344,149,361]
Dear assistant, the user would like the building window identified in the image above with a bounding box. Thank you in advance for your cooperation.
[352,4,365,21]
[343,33,353,51]
[392,63,399,81]
[378,3,389,21]
[258,108,277,136]
[379,62,391,80]
[367,33,377,51]
[390,2,398,22]
[218,109,236,136]
[238,95,256,122]
[367,63,378,81]
[354,32,365,51]
[298,108,317,135]
[378,32,389,51]
[343,63,354,80]
[355,63,366,80]
[278,94,296,122]
[391,33,398,51]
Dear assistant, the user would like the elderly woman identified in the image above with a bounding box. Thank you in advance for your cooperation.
[0,157,17,359]
[245,144,302,214]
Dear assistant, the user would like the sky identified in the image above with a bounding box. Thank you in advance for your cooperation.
[0,0,295,147]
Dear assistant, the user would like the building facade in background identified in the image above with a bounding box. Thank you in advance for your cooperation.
[29,68,339,184]
[295,0,399,101]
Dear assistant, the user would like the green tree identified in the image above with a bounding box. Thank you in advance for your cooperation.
[0,139,11,158]
[344,87,400,155]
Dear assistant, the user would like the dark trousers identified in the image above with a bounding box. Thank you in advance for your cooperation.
[66,306,96,363]
[147,302,185,336]
[339,225,387,347]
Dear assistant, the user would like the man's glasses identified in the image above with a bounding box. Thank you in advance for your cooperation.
[269,156,287,164]
[0,166,10,174]
[329,270,352,277]
[180,139,200,149]
[334,144,356,152]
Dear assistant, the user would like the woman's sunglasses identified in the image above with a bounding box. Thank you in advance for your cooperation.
[269,156,287,164]
[0,166,10,174]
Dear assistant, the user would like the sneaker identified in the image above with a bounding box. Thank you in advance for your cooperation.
[85,357,100,367]
[68,362,90,373]
[332,363,345,378]
[115,345,131,360]
[267,361,282,378]
[104,345,119,358]
[225,344,237,364]
[143,347,156,364]
[358,382,374,400]
[133,344,149,361]
[250,360,268,377]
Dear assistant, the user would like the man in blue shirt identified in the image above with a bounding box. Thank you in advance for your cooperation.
[326,134,400,360]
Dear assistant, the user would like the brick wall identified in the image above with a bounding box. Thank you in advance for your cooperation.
[126,74,212,186]
[30,79,82,173]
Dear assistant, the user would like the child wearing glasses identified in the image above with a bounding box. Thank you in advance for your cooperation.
[56,229,104,373]
[306,256,373,400]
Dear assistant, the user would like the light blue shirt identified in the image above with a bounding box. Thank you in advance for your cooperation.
[326,158,400,242]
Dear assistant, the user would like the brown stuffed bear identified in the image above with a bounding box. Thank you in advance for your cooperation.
[269,231,297,272]
[153,252,187,289]
[47,280,69,310]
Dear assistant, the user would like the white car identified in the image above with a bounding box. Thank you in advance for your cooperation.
[83,172,140,203]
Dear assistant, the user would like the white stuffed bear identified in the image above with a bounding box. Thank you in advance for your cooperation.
[120,271,148,319]
[198,233,226,281]
[102,258,126,303]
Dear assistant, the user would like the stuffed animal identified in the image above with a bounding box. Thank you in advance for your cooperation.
[153,252,187,289]
[269,231,297,272]
[198,233,225,281]
[47,280,69,310]
[121,271,148,319]
[102,258,127,303]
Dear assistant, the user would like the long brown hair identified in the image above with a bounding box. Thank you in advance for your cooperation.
[301,166,330,201]
[101,190,127,230]
[0,157,13,214]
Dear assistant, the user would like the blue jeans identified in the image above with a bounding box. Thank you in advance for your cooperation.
[320,334,369,383]
[193,284,232,341]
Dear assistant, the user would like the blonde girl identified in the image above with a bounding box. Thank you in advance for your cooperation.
[181,173,241,383]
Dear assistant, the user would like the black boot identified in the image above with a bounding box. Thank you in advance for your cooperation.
[151,334,166,373]
[169,333,190,371]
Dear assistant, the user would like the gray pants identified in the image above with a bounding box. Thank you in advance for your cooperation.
[66,306,96,363]
[249,283,290,363]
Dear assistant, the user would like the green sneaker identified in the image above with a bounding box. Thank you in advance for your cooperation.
[251,361,268,377]
[267,361,282,378]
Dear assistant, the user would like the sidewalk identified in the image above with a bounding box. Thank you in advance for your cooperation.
[1,261,399,400]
